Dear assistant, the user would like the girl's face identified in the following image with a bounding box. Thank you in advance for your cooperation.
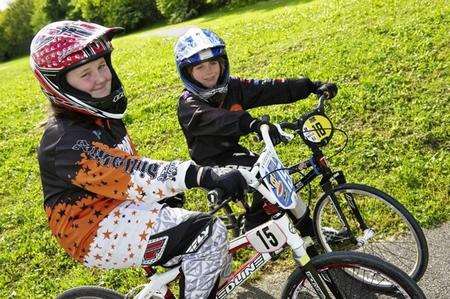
[191,60,221,88]
[66,57,112,98]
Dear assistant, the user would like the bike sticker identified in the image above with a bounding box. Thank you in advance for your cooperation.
[245,221,287,253]
[185,220,212,254]
[216,253,270,299]
[259,148,298,209]
[142,236,169,265]
[302,115,332,143]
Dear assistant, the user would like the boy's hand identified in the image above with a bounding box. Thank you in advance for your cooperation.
[250,119,283,146]
[198,167,248,201]
[313,82,338,99]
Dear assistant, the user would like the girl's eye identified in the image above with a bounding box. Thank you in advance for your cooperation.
[81,73,90,78]
[99,64,106,70]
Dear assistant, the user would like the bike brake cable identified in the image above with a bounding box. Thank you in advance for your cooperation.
[326,128,348,160]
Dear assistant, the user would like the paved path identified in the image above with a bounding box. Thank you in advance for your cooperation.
[138,26,197,38]
[229,222,449,298]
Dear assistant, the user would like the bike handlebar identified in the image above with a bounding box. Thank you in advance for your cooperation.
[279,94,330,132]
[316,94,328,111]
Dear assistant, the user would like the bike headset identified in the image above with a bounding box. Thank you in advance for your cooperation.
[174,28,230,104]
[30,20,127,119]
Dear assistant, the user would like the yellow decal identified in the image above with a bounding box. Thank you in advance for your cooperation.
[302,115,332,143]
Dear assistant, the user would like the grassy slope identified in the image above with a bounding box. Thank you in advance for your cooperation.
[0,0,448,297]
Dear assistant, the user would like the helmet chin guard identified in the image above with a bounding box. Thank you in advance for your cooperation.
[30,20,127,118]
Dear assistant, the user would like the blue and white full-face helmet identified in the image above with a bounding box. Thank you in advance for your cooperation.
[175,28,230,101]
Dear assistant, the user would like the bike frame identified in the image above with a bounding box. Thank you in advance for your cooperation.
[134,125,335,299]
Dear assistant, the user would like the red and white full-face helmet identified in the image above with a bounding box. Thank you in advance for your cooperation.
[30,20,127,119]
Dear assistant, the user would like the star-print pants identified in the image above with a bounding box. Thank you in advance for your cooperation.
[84,201,230,299]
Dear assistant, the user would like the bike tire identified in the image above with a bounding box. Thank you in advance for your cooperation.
[281,251,425,299]
[57,286,124,299]
[313,183,428,283]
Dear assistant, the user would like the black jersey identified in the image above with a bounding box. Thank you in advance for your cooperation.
[177,76,316,164]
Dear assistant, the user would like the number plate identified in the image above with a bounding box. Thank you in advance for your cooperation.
[302,115,332,143]
[259,147,298,209]
[246,221,287,253]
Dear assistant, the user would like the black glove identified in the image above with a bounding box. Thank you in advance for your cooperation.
[250,118,283,146]
[185,165,248,201]
[313,81,338,99]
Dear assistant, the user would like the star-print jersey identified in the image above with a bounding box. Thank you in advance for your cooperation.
[38,115,192,264]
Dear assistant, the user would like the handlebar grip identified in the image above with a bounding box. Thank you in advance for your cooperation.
[260,115,270,124]
[207,189,224,206]
[279,121,298,130]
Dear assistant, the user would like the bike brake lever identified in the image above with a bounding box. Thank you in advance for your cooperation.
[275,124,294,142]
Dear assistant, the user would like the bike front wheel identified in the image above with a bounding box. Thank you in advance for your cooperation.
[281,251,425,298]
[57,286,124,299]
[313,183,428,283]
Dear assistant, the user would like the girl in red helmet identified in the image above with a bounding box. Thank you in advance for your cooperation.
[31,20,247,299]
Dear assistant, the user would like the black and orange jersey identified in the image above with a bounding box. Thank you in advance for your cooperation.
[177,77,317,164]
[39,115,192,262]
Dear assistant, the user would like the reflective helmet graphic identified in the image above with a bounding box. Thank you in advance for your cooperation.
[175,28,230,101]
[30,20,127,119]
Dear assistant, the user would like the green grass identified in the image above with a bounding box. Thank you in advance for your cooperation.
[0,0,448,297]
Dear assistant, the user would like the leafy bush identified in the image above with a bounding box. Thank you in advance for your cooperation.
[156,0,201,23]
[104,0,160,30]
[0,0,34,59]
[0,26,7,61]
[30,0,75,33]
[155,0,264,23]
[72,0,160,30]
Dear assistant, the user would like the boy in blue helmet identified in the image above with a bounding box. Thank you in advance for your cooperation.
[175,28,337,234]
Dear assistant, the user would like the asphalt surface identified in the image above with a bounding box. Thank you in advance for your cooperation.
[229,222,450,298]
[139,26,196,38]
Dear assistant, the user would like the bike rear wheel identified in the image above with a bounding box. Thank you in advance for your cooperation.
[313,183,428,283]
[282,251,425,298]
[57,286,124,299]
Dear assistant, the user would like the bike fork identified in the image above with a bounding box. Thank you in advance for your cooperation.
[322,179,358,244]
[333,171,370,231]
[302,261,343,299]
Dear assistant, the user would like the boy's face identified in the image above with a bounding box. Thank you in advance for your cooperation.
[66,57,112,99]
[191,60,221,88]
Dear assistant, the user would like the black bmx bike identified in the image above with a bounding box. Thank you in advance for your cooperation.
[219,94,428,284]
